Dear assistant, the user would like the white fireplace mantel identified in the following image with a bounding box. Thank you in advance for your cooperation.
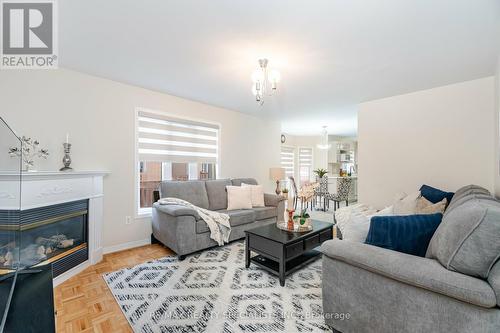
[0,170,109,286]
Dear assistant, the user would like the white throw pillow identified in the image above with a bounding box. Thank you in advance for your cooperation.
[335,203,376,237]
[341,214,371,242]
[369,205,394,217]
[226,186,253,210]
[393,191,421,215]
[241,183,265,207]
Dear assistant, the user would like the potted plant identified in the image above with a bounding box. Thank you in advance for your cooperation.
[281,188,289,199]
[313,168,328,180]
[293,209,311,229]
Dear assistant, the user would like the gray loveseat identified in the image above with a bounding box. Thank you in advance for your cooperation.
[321,185,500,333]
[152,178,285,259]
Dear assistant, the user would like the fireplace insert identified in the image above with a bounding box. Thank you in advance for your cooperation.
[2,200,90,277]
[0,118,81,332]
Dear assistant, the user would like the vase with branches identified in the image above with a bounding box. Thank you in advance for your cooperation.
[8,136,49,171]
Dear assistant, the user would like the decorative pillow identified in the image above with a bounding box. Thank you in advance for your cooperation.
[341,214,372,243]
[226,186,252,210]
[369,205,394,217]
[393,191,421,215]
[335,204,377,238]
[420,184,454,205]
[416,197,447,215]
[241,183,265,207]
[365,213,443,257]
[426,198,500,278]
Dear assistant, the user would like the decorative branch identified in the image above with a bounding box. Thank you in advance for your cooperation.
[9,136,49,170]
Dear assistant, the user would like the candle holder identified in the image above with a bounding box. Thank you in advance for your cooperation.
[60,143,73,171]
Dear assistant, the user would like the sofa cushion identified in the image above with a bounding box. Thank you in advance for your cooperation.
[252,207,277,220]
[231,178,258,186]
[365,213,443,257]
[217,209,255,227]
[205,179,231,210]
[159,180,209,209]
[488,259,500,307]
[419,184,454,205]
[427,197,500,278]
[196,209,256,234]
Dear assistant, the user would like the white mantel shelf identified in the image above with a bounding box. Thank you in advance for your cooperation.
[0,170,109,286]
[0,170,109,180]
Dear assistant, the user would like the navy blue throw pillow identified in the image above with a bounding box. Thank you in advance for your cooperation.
[420,184,454,204]
[365,213,443,257]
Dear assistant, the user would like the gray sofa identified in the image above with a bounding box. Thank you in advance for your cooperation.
[152,178,285,259]
[321,185,500,333]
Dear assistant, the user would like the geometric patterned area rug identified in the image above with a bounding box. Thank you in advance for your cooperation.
[103,241,331,332]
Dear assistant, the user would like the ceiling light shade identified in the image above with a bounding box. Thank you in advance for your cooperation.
[251,58,280,105]
[268,69,281,83]
[317,126,331,150]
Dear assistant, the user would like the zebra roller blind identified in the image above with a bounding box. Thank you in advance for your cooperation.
[280,146,295,178]
[137,110,219,163]
[298,147,313,182]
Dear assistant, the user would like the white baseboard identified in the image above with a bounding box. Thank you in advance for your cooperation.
[103,238,151,255]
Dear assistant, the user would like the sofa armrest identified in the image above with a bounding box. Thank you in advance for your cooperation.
[153,202,201,219]
[321,239,497,308]
[264,193,285,207]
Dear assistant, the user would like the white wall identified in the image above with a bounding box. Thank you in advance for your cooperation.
[0,69,281,250]
[358,77,496,208]
[281,134,328,178]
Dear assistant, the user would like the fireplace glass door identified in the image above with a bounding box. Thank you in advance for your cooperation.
[0,117,21,331]
[19,202,88,268]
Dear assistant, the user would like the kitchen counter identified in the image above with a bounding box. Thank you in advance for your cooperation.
[328,175,357,179]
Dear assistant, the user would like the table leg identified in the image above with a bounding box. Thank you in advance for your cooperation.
[245,234,250,268]
[279,248,285,286]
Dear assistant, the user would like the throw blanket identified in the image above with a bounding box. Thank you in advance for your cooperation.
[158,197,231,246]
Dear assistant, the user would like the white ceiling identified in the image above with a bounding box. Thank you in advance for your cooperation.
[59,0,500,136]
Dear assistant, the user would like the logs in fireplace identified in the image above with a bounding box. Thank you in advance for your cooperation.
[0,200,89,277]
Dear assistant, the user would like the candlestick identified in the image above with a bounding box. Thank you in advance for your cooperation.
[60,142,73,171]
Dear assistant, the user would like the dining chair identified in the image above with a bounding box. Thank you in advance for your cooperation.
[325,177,353,211]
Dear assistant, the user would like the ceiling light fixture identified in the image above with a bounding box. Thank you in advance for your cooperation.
[317,126,331,150]
[251,58,280,105]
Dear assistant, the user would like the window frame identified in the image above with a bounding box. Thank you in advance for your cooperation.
[134,107,221,217]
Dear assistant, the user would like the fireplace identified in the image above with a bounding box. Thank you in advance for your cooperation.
[0,200,89,277]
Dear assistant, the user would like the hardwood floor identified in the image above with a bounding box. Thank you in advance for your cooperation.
[54,244,173,333]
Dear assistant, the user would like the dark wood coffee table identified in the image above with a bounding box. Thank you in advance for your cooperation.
[244,220,334,286]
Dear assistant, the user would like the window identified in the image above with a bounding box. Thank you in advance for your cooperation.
[298,147,313,185]
[137,110,219,213]
[280,146,295,189]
